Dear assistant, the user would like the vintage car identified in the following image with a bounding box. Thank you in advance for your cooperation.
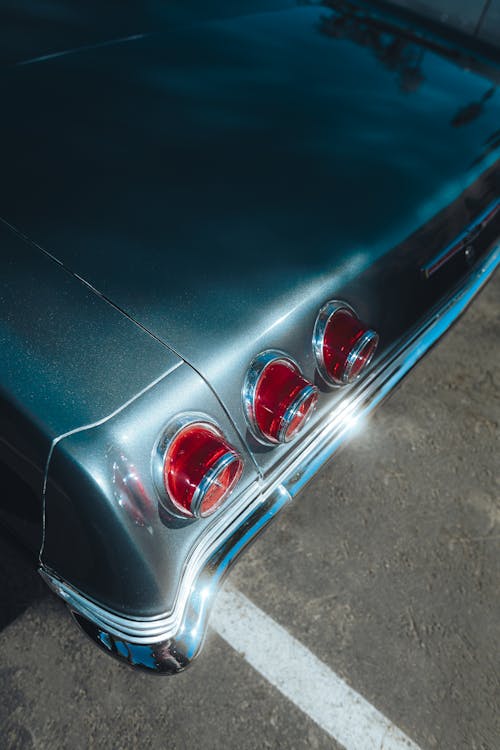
[0,0,499,673]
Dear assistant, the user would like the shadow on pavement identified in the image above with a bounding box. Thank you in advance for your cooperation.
[0,462,48,632]
[0,525,47,631]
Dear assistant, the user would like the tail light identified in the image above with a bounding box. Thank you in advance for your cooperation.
[243,350,318,445]
[155,418,243,519]
[313,301,379,386]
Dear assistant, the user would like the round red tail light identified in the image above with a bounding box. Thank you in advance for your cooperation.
[157,419,243,519]
[313,301,379,386]
[243,350,319,445]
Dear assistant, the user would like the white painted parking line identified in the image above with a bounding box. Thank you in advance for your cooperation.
[212,589,421,750]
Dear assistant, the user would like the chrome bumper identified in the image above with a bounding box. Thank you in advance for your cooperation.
[40,245,500,674]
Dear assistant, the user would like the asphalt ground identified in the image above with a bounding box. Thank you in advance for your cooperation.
[0,265,499,749]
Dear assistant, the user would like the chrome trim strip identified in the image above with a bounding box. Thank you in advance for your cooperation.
[422,198,500,278]
[343,328,379,384]
[312,300,356,386]
[40,244,500,672]
[56,484,293,674]
[277,383,318,443]
[191,450,241,518]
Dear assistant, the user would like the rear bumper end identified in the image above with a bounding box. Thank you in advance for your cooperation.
[40,244,500,674]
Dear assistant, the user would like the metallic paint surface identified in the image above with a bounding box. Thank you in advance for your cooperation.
[40,242,500,672]
[0,224,182,447]
[0,2,498,480]
[0,222,182,549]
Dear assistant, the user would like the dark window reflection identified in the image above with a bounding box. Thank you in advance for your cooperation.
[315,0,500,100]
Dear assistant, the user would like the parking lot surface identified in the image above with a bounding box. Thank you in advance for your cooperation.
[0,270,498,749]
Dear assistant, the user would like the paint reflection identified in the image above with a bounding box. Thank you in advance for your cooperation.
[317,0,499,93]
[472,128,500,167]
[451,86,496,127]
[319,1,425,93]
[110,449,154,530]
[96,629,187,673]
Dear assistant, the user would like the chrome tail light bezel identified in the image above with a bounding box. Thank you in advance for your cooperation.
[242,349,319,446]
[313,300,379,386]
[152,413,244,520]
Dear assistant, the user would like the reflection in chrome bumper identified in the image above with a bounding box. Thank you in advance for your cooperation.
[40,245,500,674]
